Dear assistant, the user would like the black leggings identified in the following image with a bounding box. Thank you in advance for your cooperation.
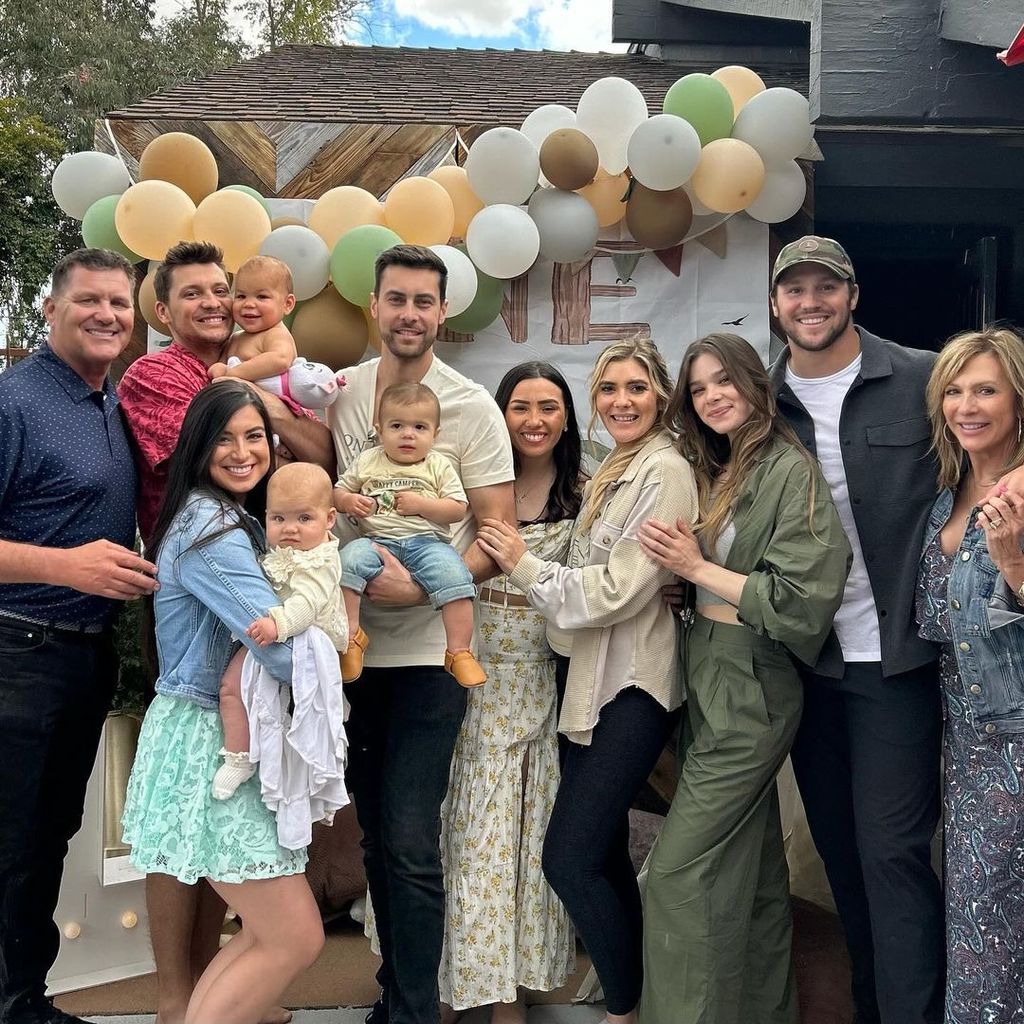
[542,686,676,1015]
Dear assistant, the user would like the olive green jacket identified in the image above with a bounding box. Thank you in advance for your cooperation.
[728,440,853,667]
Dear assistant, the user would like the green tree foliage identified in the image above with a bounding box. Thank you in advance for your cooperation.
[0,99,64,349]
[238,0,375,49]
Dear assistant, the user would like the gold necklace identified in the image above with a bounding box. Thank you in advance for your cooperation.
[515,470,555,507]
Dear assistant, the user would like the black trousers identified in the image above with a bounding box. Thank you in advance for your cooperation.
[542,686,676,1016]
[345,665,467,1024]
[0,619,116,1021]
[790,661,944,1024]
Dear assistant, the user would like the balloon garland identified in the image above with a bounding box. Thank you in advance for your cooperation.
[54,65,812,338]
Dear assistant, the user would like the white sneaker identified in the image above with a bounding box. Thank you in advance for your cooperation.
[211,749,256,800]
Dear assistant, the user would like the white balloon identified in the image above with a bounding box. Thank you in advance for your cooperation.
[466,205,540,280]
[430,244,479,317]
[527,189,599,264]
[521,104,578,149]
[576,77,649,175]
[627,114,702,192]
[259,225,330,301]
[731,88,814,167]
[743,160,807,223]
[465,128,540,206]
[51,151,131,220]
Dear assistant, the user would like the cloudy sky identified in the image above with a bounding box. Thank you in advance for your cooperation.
[156,0,623,52]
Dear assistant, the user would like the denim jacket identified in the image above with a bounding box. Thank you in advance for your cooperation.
[154,494,293,709]
[920,488,1024,734]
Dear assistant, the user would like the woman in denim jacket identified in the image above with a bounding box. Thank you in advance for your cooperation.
[122,383,324,1024]
[916,328,1024,1024]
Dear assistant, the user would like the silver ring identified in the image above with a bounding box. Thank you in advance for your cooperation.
[989,517,1004,528]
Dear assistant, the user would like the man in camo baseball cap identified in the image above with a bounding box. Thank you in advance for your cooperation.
[771,235,856,287]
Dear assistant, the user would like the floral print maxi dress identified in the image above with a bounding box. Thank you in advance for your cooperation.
[917,532,1024,1024]
[438,518,576,1010]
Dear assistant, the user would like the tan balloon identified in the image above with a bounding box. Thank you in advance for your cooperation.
[192,190,272,273]
[427,166,484,238]
[309,187,384,249]
[384,177,456,246]
[691,138,766,214]
[363,305,382,352]
[626,183,694,249]
[139,132,219,204]
[271,216,306,230]
[292,286,369,367]
[540,128,600,192]
[115,180,196,262]
[137,265,165,333]
[711,66,767,119]
[576,169,629,228]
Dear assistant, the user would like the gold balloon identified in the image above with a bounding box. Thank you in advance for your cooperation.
[384,177,455,246]
[691,138,766,214]
[626,183,693,249]
[137,265,165,333]
[711,66,767,119]
[576,169,629,228]
[292,286,369,367]
[192,190,271,273]
[139,132,219,204]
[427,166,484,238]
[115,181,196,262]
[309,186,384,249]
[540,128,599,192]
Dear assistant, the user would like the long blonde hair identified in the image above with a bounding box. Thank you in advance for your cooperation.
[665,333,817,547]
[927,327,1024,491]
[577,338,674,533]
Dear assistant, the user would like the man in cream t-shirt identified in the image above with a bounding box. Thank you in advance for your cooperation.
[275,244,514,1024]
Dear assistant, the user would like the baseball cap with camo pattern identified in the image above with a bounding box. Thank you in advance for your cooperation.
[771,236,856,287]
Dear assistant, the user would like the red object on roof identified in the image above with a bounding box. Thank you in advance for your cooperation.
[997,22,1024,66]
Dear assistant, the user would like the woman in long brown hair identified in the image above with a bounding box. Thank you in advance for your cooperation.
[637,333,851,1024]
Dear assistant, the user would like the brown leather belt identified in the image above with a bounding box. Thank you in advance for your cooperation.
[478,585,531,608]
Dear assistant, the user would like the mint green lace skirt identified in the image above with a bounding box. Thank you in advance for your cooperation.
[122,694,307,884]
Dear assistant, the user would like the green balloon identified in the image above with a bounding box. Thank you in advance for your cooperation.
[445,267,504,334]
[81,194,143,263]
[223,184,271,215]
[663,74,735,147]
[330,225,403,308]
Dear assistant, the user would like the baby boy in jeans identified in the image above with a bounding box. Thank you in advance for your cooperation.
[334,381,486,688]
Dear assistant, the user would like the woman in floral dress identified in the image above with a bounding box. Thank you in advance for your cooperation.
[439,362,583,1024]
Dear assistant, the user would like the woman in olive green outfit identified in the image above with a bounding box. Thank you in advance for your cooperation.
[637,334,851,1024]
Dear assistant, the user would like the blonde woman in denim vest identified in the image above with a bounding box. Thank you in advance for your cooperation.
[917,327,1024,1024]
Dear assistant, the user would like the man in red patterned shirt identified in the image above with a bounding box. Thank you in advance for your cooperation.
[118,241,233,547]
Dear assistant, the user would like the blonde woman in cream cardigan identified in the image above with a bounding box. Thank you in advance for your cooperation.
[477,338,697,1024]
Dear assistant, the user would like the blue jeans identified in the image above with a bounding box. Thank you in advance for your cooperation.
[340,535,476,609]
[0,618,116,1020]
[345,666,467,1024]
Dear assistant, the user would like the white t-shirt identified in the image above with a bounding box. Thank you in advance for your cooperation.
[786,355,881,662]
[329,356,514,667]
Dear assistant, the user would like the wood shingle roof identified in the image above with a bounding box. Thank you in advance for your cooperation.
[105,43,808,125]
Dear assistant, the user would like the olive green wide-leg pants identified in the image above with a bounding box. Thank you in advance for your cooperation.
[641,617,804,1024]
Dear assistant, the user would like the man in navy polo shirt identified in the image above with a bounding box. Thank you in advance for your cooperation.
[0,248,158,1024]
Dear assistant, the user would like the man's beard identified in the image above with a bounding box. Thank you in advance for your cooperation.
[786,306,852,354]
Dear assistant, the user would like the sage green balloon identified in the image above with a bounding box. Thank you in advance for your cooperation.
[444,264,504,334]
[81,194,143,263]
[330,224,403,308]
[662,74,735,147]
[223,184,271,216]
